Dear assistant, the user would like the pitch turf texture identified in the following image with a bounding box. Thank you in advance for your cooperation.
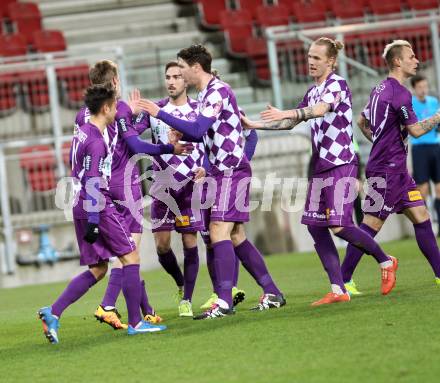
[1,239,439,383]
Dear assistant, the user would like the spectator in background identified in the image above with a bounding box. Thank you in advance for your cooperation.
[410,74,440,236]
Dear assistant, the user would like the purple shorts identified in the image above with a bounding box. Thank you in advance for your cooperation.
[302,163,358,227]
[208,161,251,223]
[111,184,143,234]
[150,181,205,233]
[363,171,425,220]
[74,208,136,266]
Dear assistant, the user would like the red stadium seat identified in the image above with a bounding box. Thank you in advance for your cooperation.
[291,0,327,23]
[358,30,396,70]
[33,30,66,53]
[17,70,50,112]
[330,0,366,19]
[256,4,290,27]
[220,9,253,56]
[0,73,18,116]
[367,0,402,15]
[237,0,264,20]
[0,33,27,57]
[197,0,226,29]
[399,26,432,63]
[406,0,439,11]
[7,2,42,44]
[0,0,16,19]
[20,145,57,192]
[246,37,270,82]
[56,64,90,109]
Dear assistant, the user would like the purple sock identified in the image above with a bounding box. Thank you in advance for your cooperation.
[140,280,154,316]
[206,248,218,293]
[158,249,184,287]
[335,226,389,264]
[101,268,122,308]
[183,246,199,301]
[52,270,97,317]
[341,223,378,283]
[234,240,281,295]
[414,219,440,277]
[122,264,142,327]
[308,226,346,293]
[212,240,235,307]
[232,255,240,287]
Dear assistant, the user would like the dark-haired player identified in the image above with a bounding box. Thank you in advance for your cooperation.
[76,60,190,329]
[140,44,285,319]
[38,85,167,344]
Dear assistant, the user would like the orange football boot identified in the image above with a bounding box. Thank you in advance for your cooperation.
[381,256,398,295]
[311,292,350,306]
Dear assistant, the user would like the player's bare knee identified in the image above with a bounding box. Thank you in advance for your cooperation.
[90,263,108,281]
[119,250,140,265]
[330,226,343,235]
[363,214,384,232]
[182,232,197,249]
[231,224,246,246]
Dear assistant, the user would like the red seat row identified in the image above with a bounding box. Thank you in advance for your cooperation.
[198,0,439,29]
[0,30,89,114]
[0,65,90,115]
[20,142,71,192]
[1,2,43,45]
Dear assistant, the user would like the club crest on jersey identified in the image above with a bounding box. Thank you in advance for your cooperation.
[187,111,197,121]
[74,128,87,143]
[171,109,182,118]
[212,101,222,116]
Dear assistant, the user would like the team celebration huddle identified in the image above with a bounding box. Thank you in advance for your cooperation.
[38,37,440,344]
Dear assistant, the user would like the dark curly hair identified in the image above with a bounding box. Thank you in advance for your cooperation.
[177,44,212,73]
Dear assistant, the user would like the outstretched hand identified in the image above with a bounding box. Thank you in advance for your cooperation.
[138,99,160,118]
[168,128,183,145]
[173,142,193,156]
[260,104,289,122]
[127,88,141,115]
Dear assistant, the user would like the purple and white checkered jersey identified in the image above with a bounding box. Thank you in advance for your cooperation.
[298,72,356,174]
[198,77,246,171]
[149,98,204,181]
[362,77,418,174]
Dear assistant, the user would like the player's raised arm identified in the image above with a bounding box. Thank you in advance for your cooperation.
[138,98,213,142]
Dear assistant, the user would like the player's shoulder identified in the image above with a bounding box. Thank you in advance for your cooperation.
[156,97,169,108]
[325,73,348,91]
[75,105,88,123]
[208,78,232,96]
[187,96,198,109]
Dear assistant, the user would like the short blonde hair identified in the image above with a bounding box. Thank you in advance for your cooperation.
[382,40,412,69]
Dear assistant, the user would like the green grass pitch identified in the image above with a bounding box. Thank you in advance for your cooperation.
[1,239,440,383]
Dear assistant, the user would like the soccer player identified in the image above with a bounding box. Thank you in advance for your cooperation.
[340,40,440,288]
[38,85,167,344]
[139,44,285,319]
[133,61,206,317]
[200,126,258,310]
[410,74,440,235]
[75,60,190,329]
[242,37,397,305]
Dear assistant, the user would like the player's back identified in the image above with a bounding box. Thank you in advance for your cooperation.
[364,77,416,174]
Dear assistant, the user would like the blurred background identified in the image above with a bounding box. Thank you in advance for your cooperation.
[0,0,439,287]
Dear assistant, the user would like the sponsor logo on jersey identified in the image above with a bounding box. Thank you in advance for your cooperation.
[84,155,92,171]
[119,117,127,132]
[401,106,409,120]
